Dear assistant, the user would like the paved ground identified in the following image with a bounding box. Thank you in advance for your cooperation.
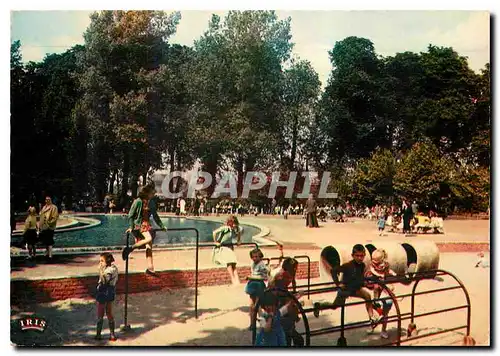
[11,252,490,346]
[10,216,489,280]
[10,215,490,346]
[15,217,74,232]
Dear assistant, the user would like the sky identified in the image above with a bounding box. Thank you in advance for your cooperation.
[10,10,490,86]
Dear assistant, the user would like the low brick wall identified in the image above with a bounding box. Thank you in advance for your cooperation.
[436,242,489,252]
[11,242,489,305]
[446,214,489,220]
[11,261,320,305]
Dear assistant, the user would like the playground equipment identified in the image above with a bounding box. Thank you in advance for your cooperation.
[319,241,440,282]
[252,270,471,346]
[121,228,259,332]
[252,242,471,346]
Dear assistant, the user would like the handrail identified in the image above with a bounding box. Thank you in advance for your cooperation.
[251,287,311,346]
[289,268,471,346]
[121,226,258,321]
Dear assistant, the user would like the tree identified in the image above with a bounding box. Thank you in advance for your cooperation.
[11,42,82,209]
[353,148,396,205]
[393,141,460,209]
[77,10,181,204]
[415,45,479,154]
[281,59,321,170]
[317,36,390,167]
[190,11,293,196]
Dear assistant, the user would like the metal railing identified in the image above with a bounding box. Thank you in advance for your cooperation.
[262,255,311,298]
[251,269,471,346]
[121,228,259,329]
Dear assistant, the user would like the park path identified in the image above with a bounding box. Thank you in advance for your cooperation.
[11,216,489,280]
[11,252,490,346]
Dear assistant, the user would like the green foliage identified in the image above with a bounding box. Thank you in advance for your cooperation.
[393,141,463,209]
[10,14,490,213]
[353,148,396,205]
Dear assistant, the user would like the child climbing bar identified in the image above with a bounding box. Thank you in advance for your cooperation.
[365,248,397,339]
[314,244,380,328]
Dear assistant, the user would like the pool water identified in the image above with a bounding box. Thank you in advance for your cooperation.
[26,215,260,248]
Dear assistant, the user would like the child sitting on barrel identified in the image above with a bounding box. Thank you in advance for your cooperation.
[364,249,397,339]
[314,244,380,326]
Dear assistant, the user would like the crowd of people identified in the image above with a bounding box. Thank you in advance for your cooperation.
[12,185,481,346]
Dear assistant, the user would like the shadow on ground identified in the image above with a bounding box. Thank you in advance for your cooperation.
[10,288,219,346]
[11,254,96,274]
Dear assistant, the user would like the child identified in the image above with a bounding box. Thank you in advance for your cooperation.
[377,216,386,236]
[95,252,119,341]
[255,291,287,346]
[475,252,489,268]
[364,249,397,339]
[122,185,166,275]
[268,257,298,296]
[246,248,270,329]
[268,256,303,346]
[212,216,241,285]
[23,206,38,260]
[386,214,394,232]
[314,244,379,326]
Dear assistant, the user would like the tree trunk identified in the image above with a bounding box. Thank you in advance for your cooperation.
[290,114,299,170]
[131,173,138,200]
[235,155,244,197]
[169,148,175,171]
[174,154,182,194]
[168,149,176,197]
[120,149,130,208]
[202,154,218,198]
[108,170,117,194]
[94,137,108,202]
[244,157,257,198]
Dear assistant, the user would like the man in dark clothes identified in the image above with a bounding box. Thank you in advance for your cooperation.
[313,244,379,324]
[305,194,319,227]
[402,200,413,234]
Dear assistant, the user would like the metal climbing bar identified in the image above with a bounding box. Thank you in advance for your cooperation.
[123,228,253,322]
[251,287,311,346]
[260,269,471,346]
[121,232,131,332]
[409,269,472,337]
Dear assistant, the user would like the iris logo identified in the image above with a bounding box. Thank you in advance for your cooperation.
[19,317,47,332]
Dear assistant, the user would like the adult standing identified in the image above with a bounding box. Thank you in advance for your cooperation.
[179,197,186,216]
[411,201,419,215]
[305,194,319,228]
[39,196,59,261]
[402,200,413,234]
[194,197,201,217]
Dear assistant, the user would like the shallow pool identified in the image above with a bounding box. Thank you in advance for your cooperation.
[18,215,260,248]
